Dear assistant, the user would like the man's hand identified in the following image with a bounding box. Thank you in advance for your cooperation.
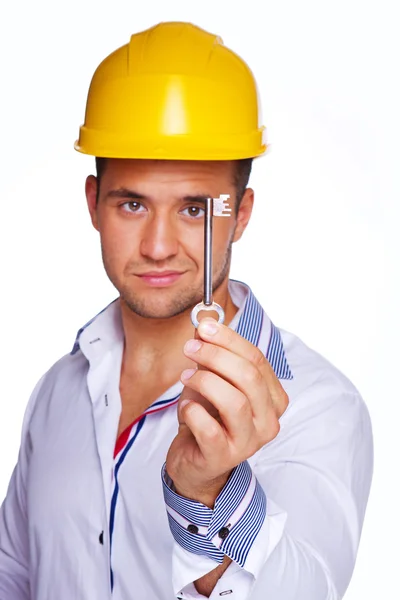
[165,317,289,507]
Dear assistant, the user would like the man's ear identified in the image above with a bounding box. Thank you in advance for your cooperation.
[232,188,254,243]
[85,175,99,231]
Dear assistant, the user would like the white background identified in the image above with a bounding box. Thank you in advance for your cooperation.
[0,0,398,598]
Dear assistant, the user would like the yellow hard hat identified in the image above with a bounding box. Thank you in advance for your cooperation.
[75,22,266,160]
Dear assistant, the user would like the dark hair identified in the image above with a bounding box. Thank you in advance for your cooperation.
[232,158,253,214]
[95,157,253,215]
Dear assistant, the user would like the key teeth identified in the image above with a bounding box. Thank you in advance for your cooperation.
[213,194,232,217]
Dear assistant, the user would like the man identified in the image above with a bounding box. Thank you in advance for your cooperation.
[0,21,373,600]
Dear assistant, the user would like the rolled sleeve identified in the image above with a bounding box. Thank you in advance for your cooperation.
[162,461,267,567]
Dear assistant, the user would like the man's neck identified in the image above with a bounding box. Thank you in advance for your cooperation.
[119,283,239,378]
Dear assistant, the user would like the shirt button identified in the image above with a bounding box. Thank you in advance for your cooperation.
[218,527,230,540]
[187,524,199,534]
[99,531,104,545]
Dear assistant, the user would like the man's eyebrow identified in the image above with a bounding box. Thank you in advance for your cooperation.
[106,188,148,200]
[181,195,211,205]
[105,189,212,205]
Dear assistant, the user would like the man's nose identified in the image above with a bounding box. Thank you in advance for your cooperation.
[139,214,179,261]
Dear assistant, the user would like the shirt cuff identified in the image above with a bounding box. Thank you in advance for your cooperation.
[161,460,267,568]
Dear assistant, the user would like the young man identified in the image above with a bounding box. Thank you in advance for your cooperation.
[0,22,373,600]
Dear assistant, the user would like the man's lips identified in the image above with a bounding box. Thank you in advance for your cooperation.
[137,271,184,277]
[135,271,186,286]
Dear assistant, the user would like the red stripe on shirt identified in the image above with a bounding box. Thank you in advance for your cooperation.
[113,398,179,459]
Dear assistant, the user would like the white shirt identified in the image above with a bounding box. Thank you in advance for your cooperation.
[0,279,373,600]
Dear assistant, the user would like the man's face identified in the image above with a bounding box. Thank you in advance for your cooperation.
[86,159,253,320]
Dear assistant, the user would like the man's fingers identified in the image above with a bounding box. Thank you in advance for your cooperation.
[193,318,289,419]
[180,369,257,450]
[184,335,273,426]
[179,399,228,464]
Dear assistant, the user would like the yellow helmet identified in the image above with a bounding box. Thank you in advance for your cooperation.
[75,22,266,160]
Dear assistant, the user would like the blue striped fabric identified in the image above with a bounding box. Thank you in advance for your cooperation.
[162,461,266,568]
[207,463,252,537]
[168,516,225,563]
[266,322,293,380]
[235,284,264,347]
[221,478,266,567]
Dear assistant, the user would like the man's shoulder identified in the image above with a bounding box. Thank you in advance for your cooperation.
[20,348,89,435]
[277,325,365,405]
[48,347,88,377]
[268,325,373,456]
[32,347,89,402]
[39,297,120,387]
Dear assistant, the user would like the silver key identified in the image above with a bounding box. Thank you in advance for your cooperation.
[191,194,232,328]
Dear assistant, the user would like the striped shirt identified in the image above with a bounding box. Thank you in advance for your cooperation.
[0,279,373,599]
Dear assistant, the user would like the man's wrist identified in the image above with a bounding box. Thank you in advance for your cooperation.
[172,471,233,509]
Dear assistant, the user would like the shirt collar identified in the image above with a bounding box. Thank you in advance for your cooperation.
[71,279,293,380]
[70,298,124,360]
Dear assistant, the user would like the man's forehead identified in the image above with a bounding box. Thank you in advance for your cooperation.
[99,157,236,182]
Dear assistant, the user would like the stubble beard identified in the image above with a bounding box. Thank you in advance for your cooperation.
[102,237,234,320]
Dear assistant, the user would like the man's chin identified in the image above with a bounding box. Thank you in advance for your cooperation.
[121,296,199,321]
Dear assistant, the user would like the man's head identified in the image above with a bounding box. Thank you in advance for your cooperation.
[85,158,254,320]
[77,22,265,320]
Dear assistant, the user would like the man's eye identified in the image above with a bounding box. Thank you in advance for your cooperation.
[121,201,145,213]
[181,206,205,218]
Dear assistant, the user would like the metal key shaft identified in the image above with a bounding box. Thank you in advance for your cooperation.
[204,196,213,307]
[191,194,231,328]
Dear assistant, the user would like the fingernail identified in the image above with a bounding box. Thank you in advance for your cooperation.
[199,319,218,335]
[181,368,197,380]
[180,399,192,410]
[184,339,202,353]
